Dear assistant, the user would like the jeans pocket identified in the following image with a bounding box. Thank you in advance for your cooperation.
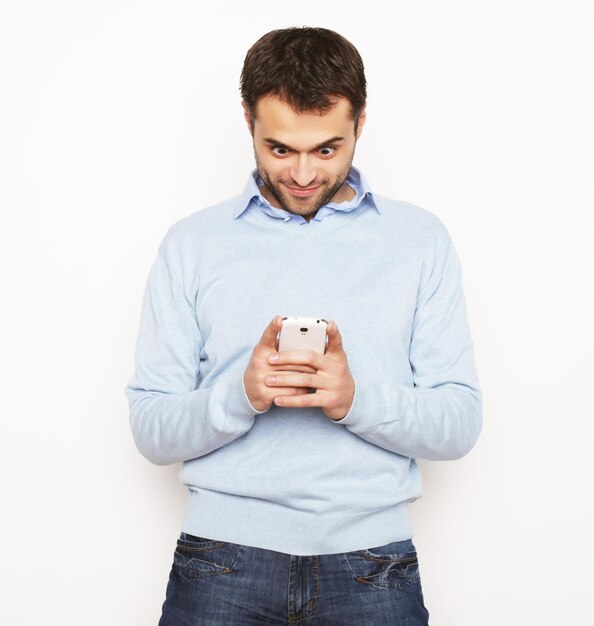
[173,532,240,579]
[345,539,421,591]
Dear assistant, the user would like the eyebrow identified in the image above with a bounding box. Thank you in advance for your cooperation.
[263,136,345,151]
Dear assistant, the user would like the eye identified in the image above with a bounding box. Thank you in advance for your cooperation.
[271,146,290,157]
[318,145,337,157]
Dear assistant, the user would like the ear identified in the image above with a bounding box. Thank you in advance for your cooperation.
[355,105,367,140]
[241,101,254,136]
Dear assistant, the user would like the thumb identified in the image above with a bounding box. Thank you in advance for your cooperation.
[324,320,344,354]
[259,315,282,349]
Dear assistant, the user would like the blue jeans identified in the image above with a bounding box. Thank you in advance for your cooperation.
[158,532,430,625]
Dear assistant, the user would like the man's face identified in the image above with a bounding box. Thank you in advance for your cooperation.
[243,95,366,221]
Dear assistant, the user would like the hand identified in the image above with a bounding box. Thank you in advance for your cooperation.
[244,315,318,413]
[263,320,355,421]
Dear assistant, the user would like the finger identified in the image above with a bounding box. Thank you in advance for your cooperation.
[258,315,283,349]
[267,386,312,396]
[264,372,323,389]
[269,364,318,374]
[324,320,344,355]
[273,390,327,408]
[269,349,324,369]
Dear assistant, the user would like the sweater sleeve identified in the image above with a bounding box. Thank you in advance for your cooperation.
[332,224,483,461]
[124,248,263,466]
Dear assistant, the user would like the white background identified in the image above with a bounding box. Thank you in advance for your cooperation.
[1,1,593,624]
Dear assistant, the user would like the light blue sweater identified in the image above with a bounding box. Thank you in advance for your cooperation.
[125,167,482,556]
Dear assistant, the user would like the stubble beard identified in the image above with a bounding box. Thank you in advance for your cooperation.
[254,152,354,221]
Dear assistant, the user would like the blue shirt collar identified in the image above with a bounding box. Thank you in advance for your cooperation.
[233,165,380,222]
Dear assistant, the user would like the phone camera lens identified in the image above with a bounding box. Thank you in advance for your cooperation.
[300,327,308,333]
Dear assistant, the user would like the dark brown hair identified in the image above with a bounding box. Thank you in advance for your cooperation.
[240,27,367,130]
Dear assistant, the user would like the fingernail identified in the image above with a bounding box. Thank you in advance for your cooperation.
[269,353,279,361]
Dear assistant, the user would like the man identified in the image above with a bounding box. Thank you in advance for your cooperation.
[125,26,482,625]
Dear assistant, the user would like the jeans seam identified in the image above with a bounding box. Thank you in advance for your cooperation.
[287,555,320,623]
[175,541,229,551]
[356,552,418,565]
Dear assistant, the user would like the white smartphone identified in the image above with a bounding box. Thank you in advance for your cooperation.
[277,316,328,354]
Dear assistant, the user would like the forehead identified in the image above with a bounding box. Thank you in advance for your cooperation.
[253,95,355,145]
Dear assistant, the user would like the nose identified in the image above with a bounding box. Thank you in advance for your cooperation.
[289,154,317,188]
